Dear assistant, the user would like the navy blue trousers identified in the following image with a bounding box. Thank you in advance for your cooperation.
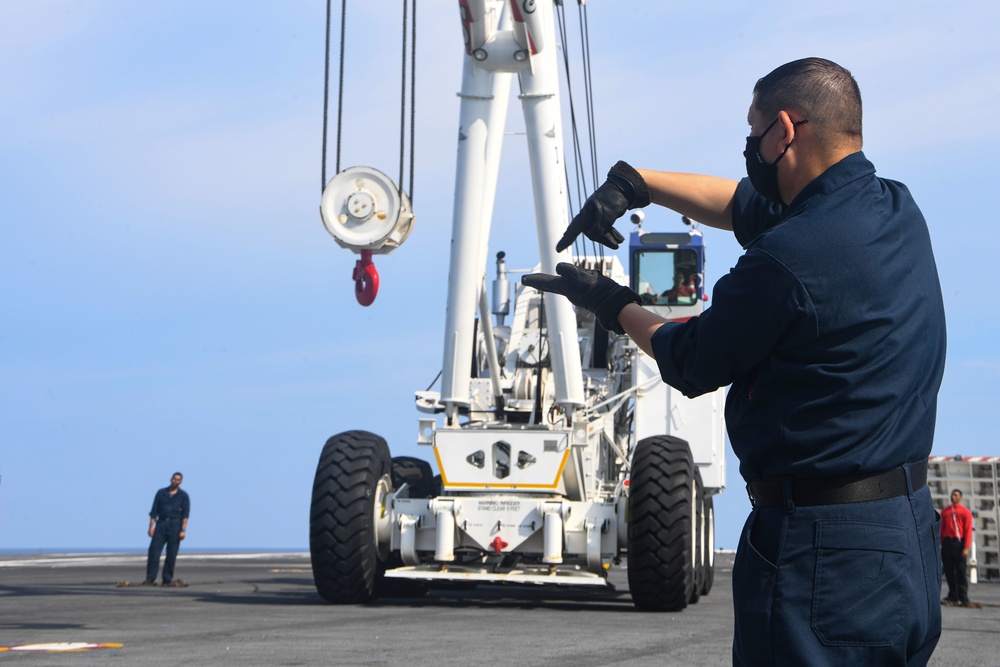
[733,467,941,666]
[146,520,182,583]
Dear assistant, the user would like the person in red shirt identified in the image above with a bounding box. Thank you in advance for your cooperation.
[940,489,974,606]
[661,271,695,303]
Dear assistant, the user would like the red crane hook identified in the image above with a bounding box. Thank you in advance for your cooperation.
[352,249,379,306]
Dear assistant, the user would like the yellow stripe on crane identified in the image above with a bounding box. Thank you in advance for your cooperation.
[433,447,570,490]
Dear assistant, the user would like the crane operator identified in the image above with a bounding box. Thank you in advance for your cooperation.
[523,57,946,666]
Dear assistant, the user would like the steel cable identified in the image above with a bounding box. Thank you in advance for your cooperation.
[321,0,332,192]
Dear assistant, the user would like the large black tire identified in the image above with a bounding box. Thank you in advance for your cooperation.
[310,430,392,603]
[700,492,715,596]
[390,456,436,498]
[627,435,696,612]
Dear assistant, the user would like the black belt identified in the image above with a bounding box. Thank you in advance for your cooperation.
[746,459,927,508]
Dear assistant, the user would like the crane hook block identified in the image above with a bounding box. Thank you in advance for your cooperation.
[353,249,379,307]
[320,166,414,254]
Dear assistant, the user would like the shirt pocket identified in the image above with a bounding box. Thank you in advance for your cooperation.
[811,520,908,647]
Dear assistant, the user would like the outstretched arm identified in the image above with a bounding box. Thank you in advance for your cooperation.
[556,163,740,251]
[636,170,739,231]
[617,303,671,357]
[521,264,676,354]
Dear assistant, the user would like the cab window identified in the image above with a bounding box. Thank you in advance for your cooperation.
[633,249,698,306]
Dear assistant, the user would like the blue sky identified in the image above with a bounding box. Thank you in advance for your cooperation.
[2,1,998,553]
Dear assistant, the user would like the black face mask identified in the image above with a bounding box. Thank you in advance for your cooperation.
[744,117,808,203]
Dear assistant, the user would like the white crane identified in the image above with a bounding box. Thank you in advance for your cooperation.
[311,0,725,611]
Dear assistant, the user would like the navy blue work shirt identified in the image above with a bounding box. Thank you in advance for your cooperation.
[150,487,191,522]
[650,152,946,481]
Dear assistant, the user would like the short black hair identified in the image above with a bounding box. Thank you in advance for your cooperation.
[951,488,963,497]
[173,472,183,479]
[753,57,863,145]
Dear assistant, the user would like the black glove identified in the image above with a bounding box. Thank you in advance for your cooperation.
[556,161,651,252]
[521,262,641,334]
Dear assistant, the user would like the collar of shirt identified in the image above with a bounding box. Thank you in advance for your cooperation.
[780,151,876,223]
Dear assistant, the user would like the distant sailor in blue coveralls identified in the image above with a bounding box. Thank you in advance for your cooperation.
[524,57,946,665]
[144,472,191,586]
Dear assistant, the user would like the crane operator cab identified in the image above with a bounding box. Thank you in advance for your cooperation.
[629,225,707,321]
